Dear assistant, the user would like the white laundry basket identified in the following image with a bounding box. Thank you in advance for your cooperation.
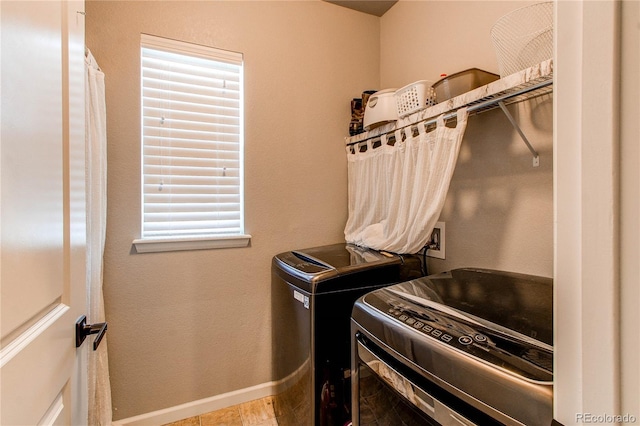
[363,89,398,131]
[394,80,436,117]
[490,2,553,77]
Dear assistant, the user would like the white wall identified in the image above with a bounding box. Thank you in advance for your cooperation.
[85,1,380,420]
[380,0,553,278]
[555,0,640,423]
[619,1,640,418]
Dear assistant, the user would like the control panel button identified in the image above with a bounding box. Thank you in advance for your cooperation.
[474,334,488,343]
[399,314,408,321]
[459,336,473,345]
[441,334,453,342]
[422,325,433,333]
[431,330,442,337]
[405,318,416,325]
[413,321,425,329]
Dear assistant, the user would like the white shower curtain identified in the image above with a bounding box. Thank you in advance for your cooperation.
[344,108,469,254]
[85,49,112,426]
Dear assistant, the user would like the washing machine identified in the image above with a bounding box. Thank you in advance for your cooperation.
[271,243,423,426]
[351,268,554,425]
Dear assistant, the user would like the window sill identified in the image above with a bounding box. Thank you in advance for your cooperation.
[132,234,251,253]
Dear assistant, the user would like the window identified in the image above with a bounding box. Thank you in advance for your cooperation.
[133,34,250,253]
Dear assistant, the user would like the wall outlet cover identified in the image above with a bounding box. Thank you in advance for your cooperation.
[426,221,445,259]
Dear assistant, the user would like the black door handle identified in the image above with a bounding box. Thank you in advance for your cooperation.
[75,315,108,350]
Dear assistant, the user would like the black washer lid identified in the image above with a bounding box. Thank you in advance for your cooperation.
[383,268,553,346]
[275,243,401,284]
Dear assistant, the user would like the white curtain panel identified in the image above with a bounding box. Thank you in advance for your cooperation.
[85,49,112,426]
[345,108,469,254]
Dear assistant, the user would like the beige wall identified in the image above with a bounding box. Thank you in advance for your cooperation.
[381,0,553,277]
[85,1,379,419]
[87,0,555,420]
[381,1,535,85]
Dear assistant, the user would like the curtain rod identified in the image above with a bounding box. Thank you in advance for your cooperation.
[346,78,553,147]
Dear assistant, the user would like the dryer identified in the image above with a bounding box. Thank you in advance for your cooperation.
[272,243,423,425]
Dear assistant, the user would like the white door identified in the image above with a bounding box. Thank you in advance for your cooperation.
[1,1,88,425]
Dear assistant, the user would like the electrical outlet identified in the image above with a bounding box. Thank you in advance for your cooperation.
[426,221,445,259]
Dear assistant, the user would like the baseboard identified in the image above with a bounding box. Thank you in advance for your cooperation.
[111,381,277,426]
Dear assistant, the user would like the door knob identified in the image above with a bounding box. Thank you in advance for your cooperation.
[75,315,108,350]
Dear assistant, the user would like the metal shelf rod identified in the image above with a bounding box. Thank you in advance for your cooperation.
[498,101,540,167]
[452,78,551,117]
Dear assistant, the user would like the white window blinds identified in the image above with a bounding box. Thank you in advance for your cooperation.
[140,34,245,244]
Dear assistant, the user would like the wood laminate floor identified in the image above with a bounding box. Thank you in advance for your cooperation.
[163,396,279,426]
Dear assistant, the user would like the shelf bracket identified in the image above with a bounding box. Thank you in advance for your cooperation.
[498,101,540,167]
